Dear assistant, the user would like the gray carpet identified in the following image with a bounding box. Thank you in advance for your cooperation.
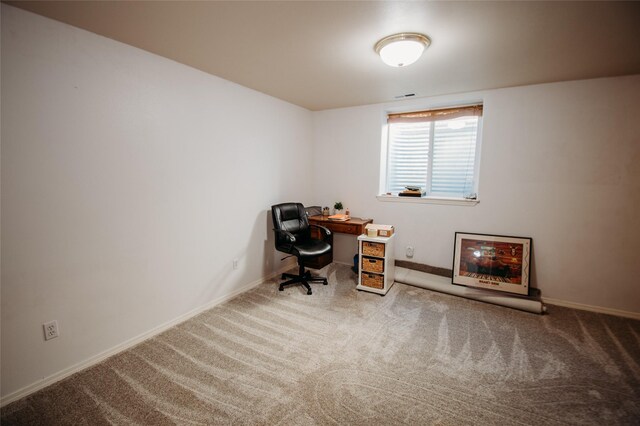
[2,264,639,425]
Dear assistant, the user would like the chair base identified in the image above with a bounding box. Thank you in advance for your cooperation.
[279,267,328,295]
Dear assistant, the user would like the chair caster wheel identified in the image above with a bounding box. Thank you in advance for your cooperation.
[307,290,312,295]
[279,286,284,292]
[323,280,328,285]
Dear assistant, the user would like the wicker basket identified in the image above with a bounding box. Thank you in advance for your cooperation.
[362,242,385,257]
[361,257,384,273]
[361,273,384,289]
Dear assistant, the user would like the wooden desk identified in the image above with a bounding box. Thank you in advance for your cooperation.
[308,215,372,235]
[307,215,373,269]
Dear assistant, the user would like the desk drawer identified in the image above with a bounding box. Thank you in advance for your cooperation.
[325,222,359,235]
[362,257,384,273]
[362,273,384,289]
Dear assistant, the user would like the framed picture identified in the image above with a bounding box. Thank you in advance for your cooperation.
[452,232,532,295]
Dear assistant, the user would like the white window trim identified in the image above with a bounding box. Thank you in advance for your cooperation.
[376,194,479,206]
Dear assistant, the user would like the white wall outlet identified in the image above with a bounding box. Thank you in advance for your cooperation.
[406,246,415,258]
[233,259,238,270]
[43,320,59,340]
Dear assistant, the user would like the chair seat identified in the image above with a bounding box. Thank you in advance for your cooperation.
[294,239,331,258]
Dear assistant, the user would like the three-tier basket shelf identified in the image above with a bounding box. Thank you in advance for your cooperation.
[356,234,395,295]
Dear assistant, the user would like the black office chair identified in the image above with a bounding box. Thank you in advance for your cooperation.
[271,202,332,295]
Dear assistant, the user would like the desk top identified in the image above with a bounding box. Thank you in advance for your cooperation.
[308,215,372,226]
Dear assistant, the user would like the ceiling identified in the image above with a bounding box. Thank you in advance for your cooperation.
[5,1,640,111]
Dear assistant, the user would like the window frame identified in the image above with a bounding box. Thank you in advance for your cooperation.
[379,102,483,206]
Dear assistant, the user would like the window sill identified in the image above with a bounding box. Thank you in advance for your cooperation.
[376,194,479,206]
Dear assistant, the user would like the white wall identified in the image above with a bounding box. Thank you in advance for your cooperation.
[1,5,313,399]
[3,2,640,405]
[312,75,640,315]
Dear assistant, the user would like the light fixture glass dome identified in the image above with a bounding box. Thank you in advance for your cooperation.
[375,33,431,67]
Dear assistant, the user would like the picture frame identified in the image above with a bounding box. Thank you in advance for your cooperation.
[452,232,532,295]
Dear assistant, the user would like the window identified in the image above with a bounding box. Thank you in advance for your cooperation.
[383,104,483,200]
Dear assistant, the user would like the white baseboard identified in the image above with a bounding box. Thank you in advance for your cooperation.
[542,297,640,320]
[0,261,295,408]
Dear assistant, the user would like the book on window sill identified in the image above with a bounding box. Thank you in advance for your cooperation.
[398,190,426,197]
[327,214,350,221]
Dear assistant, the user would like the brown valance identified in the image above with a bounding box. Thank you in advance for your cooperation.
[388,104,483,123]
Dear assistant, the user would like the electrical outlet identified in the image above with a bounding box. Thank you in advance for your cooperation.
[43,320,59,341]
[406,246,415,258]
[233,259,238,270]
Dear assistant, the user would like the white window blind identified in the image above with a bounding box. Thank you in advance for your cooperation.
[385,104,482,198]
[387,122,430,193]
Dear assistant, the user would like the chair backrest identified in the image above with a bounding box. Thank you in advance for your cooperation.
[271,203,311,250]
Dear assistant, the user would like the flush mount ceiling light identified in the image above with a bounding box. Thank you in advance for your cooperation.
[374,33,431,67]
